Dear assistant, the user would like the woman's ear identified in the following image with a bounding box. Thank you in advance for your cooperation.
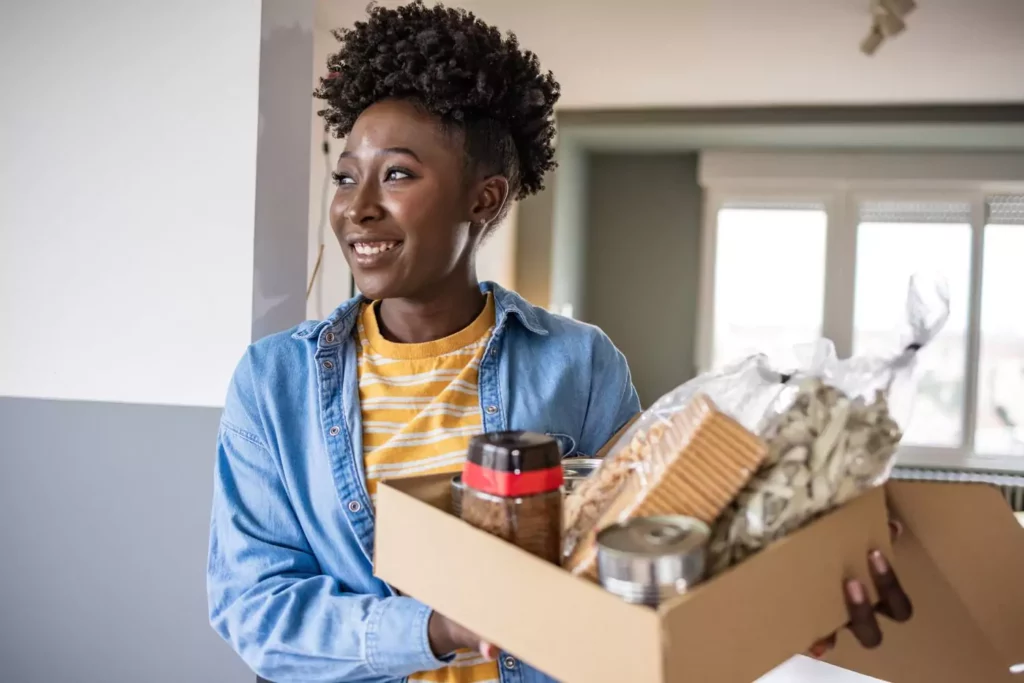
[469,176,510,233]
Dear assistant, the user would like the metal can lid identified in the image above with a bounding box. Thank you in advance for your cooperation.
[561,458,602,479]
[597,515,710,558]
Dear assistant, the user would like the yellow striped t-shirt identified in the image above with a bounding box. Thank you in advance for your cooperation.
[357,294,500,683]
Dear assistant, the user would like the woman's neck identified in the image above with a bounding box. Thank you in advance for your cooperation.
[376,277,486,344]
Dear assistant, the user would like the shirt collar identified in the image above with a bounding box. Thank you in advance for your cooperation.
[484,281,548,337]
[291,281,549,344]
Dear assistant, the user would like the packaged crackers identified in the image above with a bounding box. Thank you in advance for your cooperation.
[563,394,768,579]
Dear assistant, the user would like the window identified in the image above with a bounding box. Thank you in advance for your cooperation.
[711,203,827,367]
[977,196,1024,456]
[701,156,1024,471]
[852,200,972,447]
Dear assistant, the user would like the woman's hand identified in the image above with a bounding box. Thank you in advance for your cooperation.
[808,519,913,657]
[428,612,498,660]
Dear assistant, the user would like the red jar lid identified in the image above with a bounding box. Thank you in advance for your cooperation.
[463,431,563,497]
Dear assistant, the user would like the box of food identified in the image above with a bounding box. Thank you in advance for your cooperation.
[377,278,1024,681]
[376,472,1024,683]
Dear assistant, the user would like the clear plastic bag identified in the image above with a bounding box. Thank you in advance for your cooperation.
[562,275,950,578]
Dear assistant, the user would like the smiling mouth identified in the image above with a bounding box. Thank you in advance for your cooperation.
[350,240,402,264]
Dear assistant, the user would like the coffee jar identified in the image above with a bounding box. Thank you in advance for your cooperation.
[460,432,563,564]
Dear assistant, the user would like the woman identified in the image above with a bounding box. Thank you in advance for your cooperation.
[207,3,910,682]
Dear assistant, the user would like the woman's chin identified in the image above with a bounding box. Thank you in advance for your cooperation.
[351,272,404,301]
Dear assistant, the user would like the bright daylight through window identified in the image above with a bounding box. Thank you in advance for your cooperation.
[977,196,1024,457]
[853,201,972,448]
[712,204,827,367]
[705,178,1024,470]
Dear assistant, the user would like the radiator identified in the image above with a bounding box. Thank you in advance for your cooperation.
[892,467,1024,513]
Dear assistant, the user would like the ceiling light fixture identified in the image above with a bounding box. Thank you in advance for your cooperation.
[861,0,917,56]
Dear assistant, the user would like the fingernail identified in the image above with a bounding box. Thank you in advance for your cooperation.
[870,549,889,573]
[847,579,866,604]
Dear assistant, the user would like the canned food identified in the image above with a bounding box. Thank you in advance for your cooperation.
[596,515,709,607]
[561,458,602,494]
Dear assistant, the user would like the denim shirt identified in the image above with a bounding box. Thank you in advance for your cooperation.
[207,282,640,683]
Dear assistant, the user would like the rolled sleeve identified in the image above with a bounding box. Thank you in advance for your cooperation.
[366,599,451,674]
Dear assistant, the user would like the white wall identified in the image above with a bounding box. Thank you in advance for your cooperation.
[319,0,1024,109]
[479,201,518,289]
[0,0,262,407]
[307,26,353,320]
[548,143,587,318]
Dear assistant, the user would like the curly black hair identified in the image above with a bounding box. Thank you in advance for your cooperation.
[314,0,560,201]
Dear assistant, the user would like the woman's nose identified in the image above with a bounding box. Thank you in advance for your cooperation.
[345,182,386,224]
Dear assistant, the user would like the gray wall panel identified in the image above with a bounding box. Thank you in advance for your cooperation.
[584,153,703,408]
[0,398,250,683]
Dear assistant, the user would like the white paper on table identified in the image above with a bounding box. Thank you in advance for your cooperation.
[755,656,888,683]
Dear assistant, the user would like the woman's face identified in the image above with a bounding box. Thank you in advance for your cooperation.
[330,99,502,301]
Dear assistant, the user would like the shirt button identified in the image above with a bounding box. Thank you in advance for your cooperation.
[485,405,498,415]
[325,332,336,343]
[503,656,517,670]
[322,360,334,370]
[328,426,341,436]
[347,500,362,513]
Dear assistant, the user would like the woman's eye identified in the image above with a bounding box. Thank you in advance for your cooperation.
[384,168,412,182]
[331,172,355,186]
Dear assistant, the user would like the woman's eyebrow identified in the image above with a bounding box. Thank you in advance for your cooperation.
[339,147,422,162]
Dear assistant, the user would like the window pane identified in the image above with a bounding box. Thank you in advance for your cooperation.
[713,206,827,367]
[976,222,1024,456]
[853,217,971,447]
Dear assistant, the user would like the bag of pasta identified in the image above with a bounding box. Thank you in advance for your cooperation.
[707,274,950,574]
[562,275,949,579]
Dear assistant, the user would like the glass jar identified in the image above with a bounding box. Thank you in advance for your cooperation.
[460,432,563,564]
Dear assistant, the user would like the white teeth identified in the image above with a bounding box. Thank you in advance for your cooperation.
[353,241,398,256]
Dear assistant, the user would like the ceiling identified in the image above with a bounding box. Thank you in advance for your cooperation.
[563,122,1024,152]
[315,0,1024,110]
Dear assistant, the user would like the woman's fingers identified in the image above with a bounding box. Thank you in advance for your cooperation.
[808,634,837,658]
[816,546,912,656]
[845,579,883,648]
[869,550,913,622]
[887,518,904,542]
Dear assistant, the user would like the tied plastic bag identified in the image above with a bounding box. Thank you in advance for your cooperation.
[561,275,949,577]
[708,274,949,574]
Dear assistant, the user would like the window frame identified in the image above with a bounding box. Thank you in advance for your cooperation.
[698,154,1024,472]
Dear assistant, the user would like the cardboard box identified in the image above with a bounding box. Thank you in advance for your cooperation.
[375,476,1024,683]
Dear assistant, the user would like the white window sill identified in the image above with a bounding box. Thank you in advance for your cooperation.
[896,446,1024,474]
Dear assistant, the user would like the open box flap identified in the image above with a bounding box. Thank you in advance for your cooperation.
[886,481,1024,669]
[828,481,1024,682]
[375,474,665,683]
[660,486,892,683]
